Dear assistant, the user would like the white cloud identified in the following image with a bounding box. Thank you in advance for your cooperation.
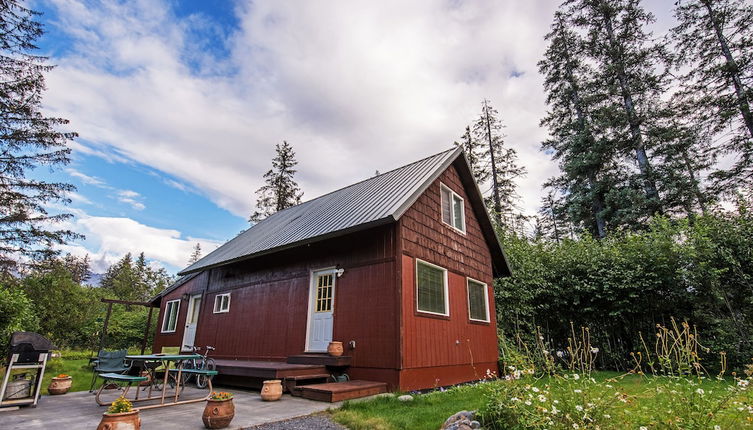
[65,168,106,186]
[59,213,222,273]
[115,189,145,210]
[42,0,675,221]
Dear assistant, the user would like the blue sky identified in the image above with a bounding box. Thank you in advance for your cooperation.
[30,0,677,274]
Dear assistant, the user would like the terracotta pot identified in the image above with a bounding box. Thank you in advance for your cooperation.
[97,410,141,430]
[260,379,282,401]
[202,398,235,429]
[327,341,344,357]
[48,376,72,395]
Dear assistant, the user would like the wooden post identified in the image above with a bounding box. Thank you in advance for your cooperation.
[141,307,154,355]
[98,302,113,352]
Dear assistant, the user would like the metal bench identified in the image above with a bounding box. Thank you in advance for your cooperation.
[95,373,148,406]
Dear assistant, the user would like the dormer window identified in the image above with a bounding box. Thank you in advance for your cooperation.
[440,183,465,233]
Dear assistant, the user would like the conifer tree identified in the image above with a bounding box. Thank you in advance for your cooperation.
[100,252,171,302]
[249,141,303,223]
[471,100,526,226]
[671,0,753,189]
[0,1,79,272]
[455,125,486,185]
[567,0,665,216]
[188,243,202,265]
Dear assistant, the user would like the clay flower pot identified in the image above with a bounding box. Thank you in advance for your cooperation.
[327,341,344,357]
[48,375,72,395]
[202,398,235,429]
[97,410,141,430]
[260,379,282,401]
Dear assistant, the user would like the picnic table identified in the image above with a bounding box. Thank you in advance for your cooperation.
[94,353,218,410]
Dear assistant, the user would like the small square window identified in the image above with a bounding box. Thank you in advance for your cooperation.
[440,184,465,233]
[214,293,231,313]
[416,259,449,316]
[161,299,180,333]
[467,279,490,322]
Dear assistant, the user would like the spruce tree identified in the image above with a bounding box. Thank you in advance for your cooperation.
[568,0,665,216]
[249,141,303,223]
[671,0,753,190]
[188,243,202,265]
[454,125,486,185]
[471,100,526,226]
[0,1,79,273]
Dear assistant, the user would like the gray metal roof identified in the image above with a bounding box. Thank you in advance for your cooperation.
[180,146,510,277]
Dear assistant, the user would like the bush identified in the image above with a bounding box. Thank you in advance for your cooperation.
[0,286,39,356]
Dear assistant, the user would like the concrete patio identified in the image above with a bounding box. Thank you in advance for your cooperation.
[0,386,340,429]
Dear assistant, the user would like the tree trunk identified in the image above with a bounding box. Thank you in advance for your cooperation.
[703,0,753,142]
[681,150,708,215]
[483,101,503,225]
[602,11,662,212]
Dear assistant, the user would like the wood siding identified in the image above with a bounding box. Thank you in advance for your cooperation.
[153,225,400,379]
[398,163,499,391]
[153,272,208,351]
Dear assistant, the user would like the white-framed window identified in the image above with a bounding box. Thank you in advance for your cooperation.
[416,259,449,316]
[161,299,180,333]
[213,293,231,313]
[440,183,466,233]
[467,278,490,322]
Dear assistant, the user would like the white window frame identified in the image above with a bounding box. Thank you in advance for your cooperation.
[440,183,466,234]
[213,293,231,313]
[161,299,180,333]
[467,278,490,323]
[415,259,450,317]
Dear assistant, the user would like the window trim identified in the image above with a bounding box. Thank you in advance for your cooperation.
[467,277,490,323]
[415,258,450,317]
[161,299,180,333]
[213,293,231,314]
[440,183,466,234]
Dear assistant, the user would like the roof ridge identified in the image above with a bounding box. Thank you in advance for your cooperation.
[253,146,460,220]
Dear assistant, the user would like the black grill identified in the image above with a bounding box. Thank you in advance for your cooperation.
[7,332,55,364]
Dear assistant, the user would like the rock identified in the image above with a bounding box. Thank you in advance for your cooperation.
[397,394,413,402]
[440,410,479,430]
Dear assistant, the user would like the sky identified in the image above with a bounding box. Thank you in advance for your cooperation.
[29,0,677,274]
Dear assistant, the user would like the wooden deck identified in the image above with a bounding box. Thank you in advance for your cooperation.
[213,359,326,379]
[300,380,388,402]
[286,354,352,367]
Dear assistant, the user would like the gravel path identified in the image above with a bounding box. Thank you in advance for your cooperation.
[244,414,347,430]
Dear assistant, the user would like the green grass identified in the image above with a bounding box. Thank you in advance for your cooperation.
[332,384,488,430]
[330,372,752,430]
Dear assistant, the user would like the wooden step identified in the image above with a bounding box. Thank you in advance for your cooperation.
[283,373,331,396]
[213,359,326,379]
[286,354,352,367]
[299,380,388,402]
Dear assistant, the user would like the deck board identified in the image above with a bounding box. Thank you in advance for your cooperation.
[300,380,387,402]
[213,359,326,379]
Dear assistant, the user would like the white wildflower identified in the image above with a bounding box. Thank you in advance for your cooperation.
[525,400,532,406]
[572,425,579,429]
[551,406,559,415]
[532,387,540,393]
[574,389,583,393]
[510,397,520,402]
[738,379,749,388]
[556,351,564,358]
[538,394,547,402]
[714,426,721,430]
[591,347,599,353]
[640,427,648,430]
[603,414,611,419]
[575,405,584,411]
[696,388,705,395]
[573,374,580,380]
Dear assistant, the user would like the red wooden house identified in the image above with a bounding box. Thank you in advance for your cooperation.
[151,147,510,398]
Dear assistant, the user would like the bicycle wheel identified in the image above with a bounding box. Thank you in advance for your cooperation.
[196,358,216,389]
[168,360,194,389]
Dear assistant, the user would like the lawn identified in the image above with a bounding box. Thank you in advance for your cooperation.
[330,371,753,430]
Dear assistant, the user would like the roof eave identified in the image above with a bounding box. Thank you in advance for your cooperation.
[178,216,396,276]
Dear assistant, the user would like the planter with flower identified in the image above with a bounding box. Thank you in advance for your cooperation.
[202,391,235,429]
[48,373,72,395]
[97,396,140,430]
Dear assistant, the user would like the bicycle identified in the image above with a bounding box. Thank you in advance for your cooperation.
[169,345,216,389]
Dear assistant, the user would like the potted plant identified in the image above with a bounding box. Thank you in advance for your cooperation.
[48,373,72,395]
[97,396,140,430]
[202,391,235,429]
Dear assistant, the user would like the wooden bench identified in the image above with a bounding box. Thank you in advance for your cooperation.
[167,368,218,376]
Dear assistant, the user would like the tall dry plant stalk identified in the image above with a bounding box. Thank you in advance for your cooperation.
[566,322,597,374]
[630,318,717,377]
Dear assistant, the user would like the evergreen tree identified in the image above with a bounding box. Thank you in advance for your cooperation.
[537,190,565,243]
[0,1,79,273]
[454,125,486,185]
[471,100,526,226]
[249,141,303,223]
[568,0,665,216]
[188,243,202,265]
[671,0,753,190]
[100,253,171,302]
[539,11,612,238]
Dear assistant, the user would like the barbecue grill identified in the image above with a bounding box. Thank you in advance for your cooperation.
[1,332,55,408]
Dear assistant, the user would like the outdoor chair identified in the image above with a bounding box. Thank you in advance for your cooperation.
[89,349,130,392]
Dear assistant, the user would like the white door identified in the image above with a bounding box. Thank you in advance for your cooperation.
[306,269,336,352]
[181,294,202,351]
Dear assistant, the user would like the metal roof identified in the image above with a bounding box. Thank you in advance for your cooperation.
[180,146,510,277]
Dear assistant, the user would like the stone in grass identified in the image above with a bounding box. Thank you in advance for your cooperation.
[441,410,481,430]
[397,394,413,402]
